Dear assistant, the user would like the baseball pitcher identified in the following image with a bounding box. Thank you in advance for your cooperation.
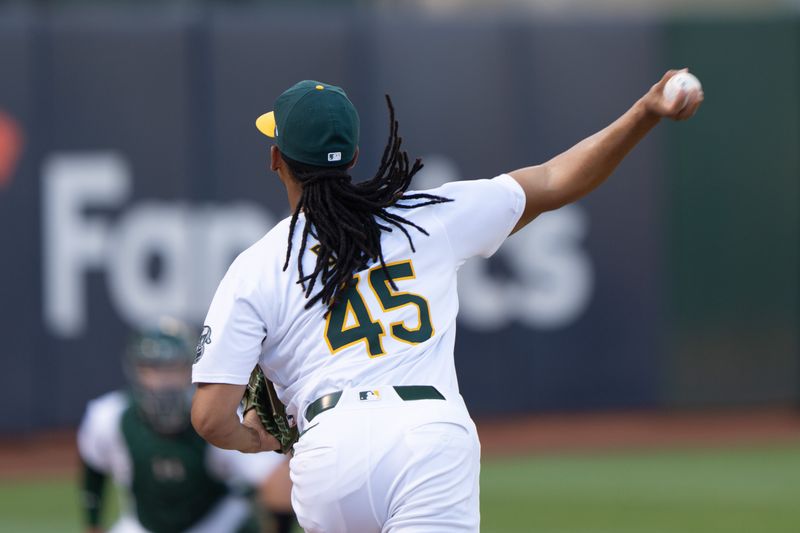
[190,72,703,532]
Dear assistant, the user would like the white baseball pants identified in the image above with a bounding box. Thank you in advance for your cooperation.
[290,387,481,533]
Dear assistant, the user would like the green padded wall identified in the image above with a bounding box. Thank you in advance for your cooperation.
[663,17,800,406]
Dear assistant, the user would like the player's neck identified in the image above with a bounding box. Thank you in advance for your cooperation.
[285,181,302,212]
[275,168,303,212]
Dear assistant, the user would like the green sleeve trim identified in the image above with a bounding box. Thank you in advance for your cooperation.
[81,460,107,527]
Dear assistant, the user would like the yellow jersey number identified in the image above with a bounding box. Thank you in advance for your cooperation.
[324,260,433,357]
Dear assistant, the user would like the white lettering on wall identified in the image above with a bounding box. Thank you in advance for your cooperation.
[107,202,191,328]
[43,151,590,338]
[42,152,273,338]
[43,153,131,337]
[414,155,593,331]
[458,206,592,330]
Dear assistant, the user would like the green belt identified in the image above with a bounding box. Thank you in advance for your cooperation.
[304,385,445,423]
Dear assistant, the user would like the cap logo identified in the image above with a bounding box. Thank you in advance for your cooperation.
[258,81,357,166]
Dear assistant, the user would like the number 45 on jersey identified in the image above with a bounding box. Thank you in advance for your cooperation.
[324,260,433,358]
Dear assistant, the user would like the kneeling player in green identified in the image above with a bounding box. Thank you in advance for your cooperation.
[78,319,295,533]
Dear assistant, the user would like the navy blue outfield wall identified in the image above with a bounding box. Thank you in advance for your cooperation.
[1,7,790,433]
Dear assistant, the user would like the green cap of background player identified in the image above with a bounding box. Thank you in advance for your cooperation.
[255,80,360,167]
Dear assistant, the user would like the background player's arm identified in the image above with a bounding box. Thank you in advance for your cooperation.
[192,383,280,453]
[509,69,703,232]
[80,459,107,533]
[77,393,127,533]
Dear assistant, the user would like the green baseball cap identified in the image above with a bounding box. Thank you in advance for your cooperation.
[256,80,360,167]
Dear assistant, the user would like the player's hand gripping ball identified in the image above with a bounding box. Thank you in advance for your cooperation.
[644,69,704,121]
[663,71,703,111]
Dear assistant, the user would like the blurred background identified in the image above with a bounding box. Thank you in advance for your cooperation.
[0,0,798,531]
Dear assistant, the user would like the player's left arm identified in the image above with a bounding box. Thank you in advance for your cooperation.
[509,69,703,232]
[80,460,107,533]
[76,394,123,533]
[191,256,281,454]
[192,383,280,453]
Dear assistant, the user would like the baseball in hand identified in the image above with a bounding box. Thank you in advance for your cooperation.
[663,71,702,110]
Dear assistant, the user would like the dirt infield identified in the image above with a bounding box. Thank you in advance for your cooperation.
[476,407,800,456]
[2,407,800,479]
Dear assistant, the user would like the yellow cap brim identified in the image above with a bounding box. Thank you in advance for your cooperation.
[255,111,276,138]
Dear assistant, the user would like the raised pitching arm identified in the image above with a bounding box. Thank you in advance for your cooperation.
[509,69,704,232]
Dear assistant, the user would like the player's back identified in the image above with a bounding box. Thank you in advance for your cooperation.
[264,188,461,423]
[193,174,525,430]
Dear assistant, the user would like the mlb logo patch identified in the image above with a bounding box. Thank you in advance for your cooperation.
[359,390,381,401]
[328,152,342,162]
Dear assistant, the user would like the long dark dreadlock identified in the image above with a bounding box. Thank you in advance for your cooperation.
[283,95,452,311]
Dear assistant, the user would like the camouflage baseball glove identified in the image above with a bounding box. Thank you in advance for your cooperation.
[242,366,298,454]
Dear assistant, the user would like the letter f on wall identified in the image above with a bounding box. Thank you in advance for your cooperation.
[43,153,130,337]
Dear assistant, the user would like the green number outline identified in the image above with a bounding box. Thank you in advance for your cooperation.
[368,260,434,345]
[323,273,386,357]
[323,260,433,357]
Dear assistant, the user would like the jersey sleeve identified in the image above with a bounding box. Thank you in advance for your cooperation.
[431,174,525,264]
[192,261,268,386]
[77,391,127,473]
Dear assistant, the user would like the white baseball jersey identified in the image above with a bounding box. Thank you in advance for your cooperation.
[192,174,525,433]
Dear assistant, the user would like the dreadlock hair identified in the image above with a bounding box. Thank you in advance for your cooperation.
[282,95,452,312]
